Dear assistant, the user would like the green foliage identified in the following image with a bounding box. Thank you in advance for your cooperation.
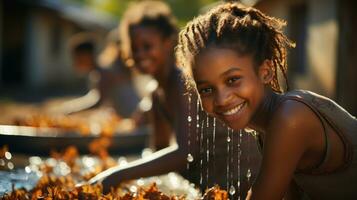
[66,0,219,27]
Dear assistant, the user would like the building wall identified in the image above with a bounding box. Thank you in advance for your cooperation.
[336,0,357,115]
[303,0,337,98]
[1,2,110,92]
[256,0,338,99]
[25,11,93,89]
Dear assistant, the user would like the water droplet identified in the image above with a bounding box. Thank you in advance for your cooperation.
[137,178,145,186]
[187,116,192,122]
[244,127,254,133]
[25,166,32,173]
[130,185,137,193]
[227,136,231,142]
[237,181,240,188]
[5,152,12,160]
[7,162,14,170]
[246,169,252,180]
[187,154,194,162]
[141,148,153,158]
[229,185,236,195]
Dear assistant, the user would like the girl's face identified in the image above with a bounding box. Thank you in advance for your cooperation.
[130,25,172,77]
[193,48,268,130]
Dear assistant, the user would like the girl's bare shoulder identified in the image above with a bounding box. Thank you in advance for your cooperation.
[268,99,325,139]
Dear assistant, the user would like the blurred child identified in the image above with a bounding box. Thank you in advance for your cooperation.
[89,1,261,197]
[55,31,140,118]
[96,28,141,118]
[69,32,99,91]
[176,2,357,199]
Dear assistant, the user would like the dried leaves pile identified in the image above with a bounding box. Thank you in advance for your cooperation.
[1,143,228,199]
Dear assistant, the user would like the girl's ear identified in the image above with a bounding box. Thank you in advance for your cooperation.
[258,59,274,84]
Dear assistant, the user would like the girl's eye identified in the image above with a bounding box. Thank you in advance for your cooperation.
[227,77,241,84]
[198,87,213,95]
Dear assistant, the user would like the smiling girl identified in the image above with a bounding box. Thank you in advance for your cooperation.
[176,2,357,200]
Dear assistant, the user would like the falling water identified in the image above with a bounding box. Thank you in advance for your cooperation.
[246,168,252,183]
[206,115,210,186]
[212,118,216,179]
[200,117,205,185]
[229,129,236,197]
[187,94,193,169]
[226,127,231,191]
[244,129,255,185]
[196,99,200,130]
[195,98,201,184]
[229,184,236,196]
[187,153,194,163]
[237,129,243,199]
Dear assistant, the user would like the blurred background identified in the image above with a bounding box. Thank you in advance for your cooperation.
[0,0,356,197]
[0,0,356,116]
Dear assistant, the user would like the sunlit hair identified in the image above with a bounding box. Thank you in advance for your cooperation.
[176,2,295,93]
[119,0,178,63]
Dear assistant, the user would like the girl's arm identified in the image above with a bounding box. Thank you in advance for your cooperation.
[89,144,187,193]
[247,100,326,200]
[89,71,197,193]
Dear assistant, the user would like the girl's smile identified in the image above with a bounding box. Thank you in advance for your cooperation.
[193,47,267,130]
[130,26,171,78]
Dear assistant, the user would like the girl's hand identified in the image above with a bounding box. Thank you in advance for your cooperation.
[88,171,116,194]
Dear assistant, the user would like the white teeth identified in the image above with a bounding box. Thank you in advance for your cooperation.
[222,103,245,115]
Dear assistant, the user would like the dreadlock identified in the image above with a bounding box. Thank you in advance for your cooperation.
[176,2,295,93]
[120,0,178,63]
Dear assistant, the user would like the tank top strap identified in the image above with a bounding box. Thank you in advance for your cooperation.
[284,90,356,174]
[280,93,331,173]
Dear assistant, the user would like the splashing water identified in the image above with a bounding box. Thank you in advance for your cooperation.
[229,185,236,195]
[206,115,210,186]
[229,128,235,199]
[187,153,194,163]
[237,129,243,199]
[200,118,205,185]
[187,94,192,170]
[226,127,231,191]
[227,136,231,143]
[246,129,255,185]
[246,169,252,182]
[187,116,192,122]
[212,118,216,178]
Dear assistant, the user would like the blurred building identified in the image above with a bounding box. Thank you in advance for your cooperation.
[0,0,116,94]
[254,0,357,115]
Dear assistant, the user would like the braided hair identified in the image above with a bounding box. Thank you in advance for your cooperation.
[176,2,295,93]
[120,0,178,64]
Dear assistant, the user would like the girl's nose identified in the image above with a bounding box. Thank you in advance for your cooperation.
[214,89,232,107]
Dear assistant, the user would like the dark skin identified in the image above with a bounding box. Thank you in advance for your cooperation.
[130,25,179,149]
[193,47,345,200]
[88,25,195,193]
